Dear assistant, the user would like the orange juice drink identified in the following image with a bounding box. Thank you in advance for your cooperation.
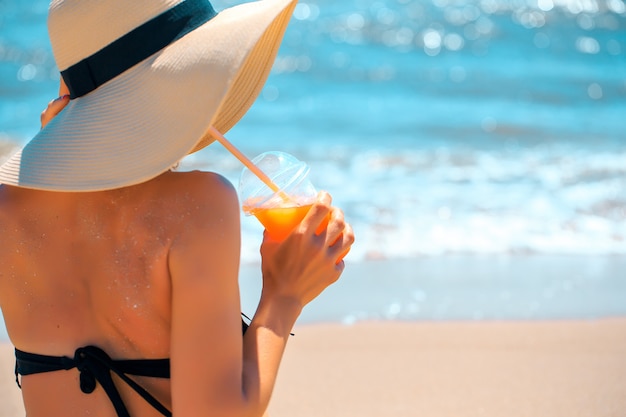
[239,151,348,262]
[247,203,313,241]
[243,199,349,263]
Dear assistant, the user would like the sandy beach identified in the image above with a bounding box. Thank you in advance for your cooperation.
[2,318,625,417]
[270,319,626,417]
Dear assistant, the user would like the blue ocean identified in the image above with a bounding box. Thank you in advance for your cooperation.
[1,0,625,335]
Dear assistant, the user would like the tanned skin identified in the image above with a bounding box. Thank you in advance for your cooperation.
[0,81,354,417]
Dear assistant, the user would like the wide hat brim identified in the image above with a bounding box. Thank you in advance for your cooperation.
[0,0,297,192]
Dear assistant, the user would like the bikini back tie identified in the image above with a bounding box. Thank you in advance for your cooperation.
[15,345,171,417]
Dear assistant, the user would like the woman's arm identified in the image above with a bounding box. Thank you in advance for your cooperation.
[168,173,249,416]
[242,192,353,409]
[168,174,353,417]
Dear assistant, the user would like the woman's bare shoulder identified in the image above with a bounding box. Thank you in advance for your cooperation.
[156,170,240,246]
[159,169,234,189]
[145,170,239,213]
[0,186,9,240]
[0,185,23,234]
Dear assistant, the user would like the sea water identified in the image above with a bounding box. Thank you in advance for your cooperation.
[1,0,625,334]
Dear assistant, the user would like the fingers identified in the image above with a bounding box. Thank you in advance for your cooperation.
[301,191,332,235]
[324,207,346,245]
[303,191,354,250]
[315,199,354,266]
[294,190,354,266]
[40,94,70,129]
[329,221,354,265]
[59,77,70,96]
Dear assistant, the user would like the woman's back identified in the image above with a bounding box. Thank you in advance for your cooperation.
[0,0,356,415]
[0,170,236,417]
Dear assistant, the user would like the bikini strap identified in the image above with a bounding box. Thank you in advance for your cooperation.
[15,346,171,417]
[14,317,251,415]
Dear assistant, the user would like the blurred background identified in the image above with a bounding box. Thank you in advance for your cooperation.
[1,0,625,329]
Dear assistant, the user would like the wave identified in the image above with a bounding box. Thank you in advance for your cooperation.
[185,142,626,263]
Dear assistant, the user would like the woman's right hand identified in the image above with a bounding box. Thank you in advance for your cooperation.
[259,191,355,309]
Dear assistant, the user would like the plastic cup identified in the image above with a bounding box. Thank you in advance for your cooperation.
[239,151,318,241]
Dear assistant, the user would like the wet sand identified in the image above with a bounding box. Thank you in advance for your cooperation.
[2,318,625,417]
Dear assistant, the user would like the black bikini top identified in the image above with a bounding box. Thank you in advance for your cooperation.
[14,319,250,417]
[15,345,171,417]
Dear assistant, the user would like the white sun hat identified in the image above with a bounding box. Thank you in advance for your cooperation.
[0,0,297,191]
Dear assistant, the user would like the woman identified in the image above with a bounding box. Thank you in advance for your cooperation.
[0,0,355,416]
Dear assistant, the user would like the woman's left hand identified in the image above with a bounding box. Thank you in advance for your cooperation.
[40,78,70,129]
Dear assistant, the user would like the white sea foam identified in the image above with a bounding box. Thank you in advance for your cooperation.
[181,143,626,264]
